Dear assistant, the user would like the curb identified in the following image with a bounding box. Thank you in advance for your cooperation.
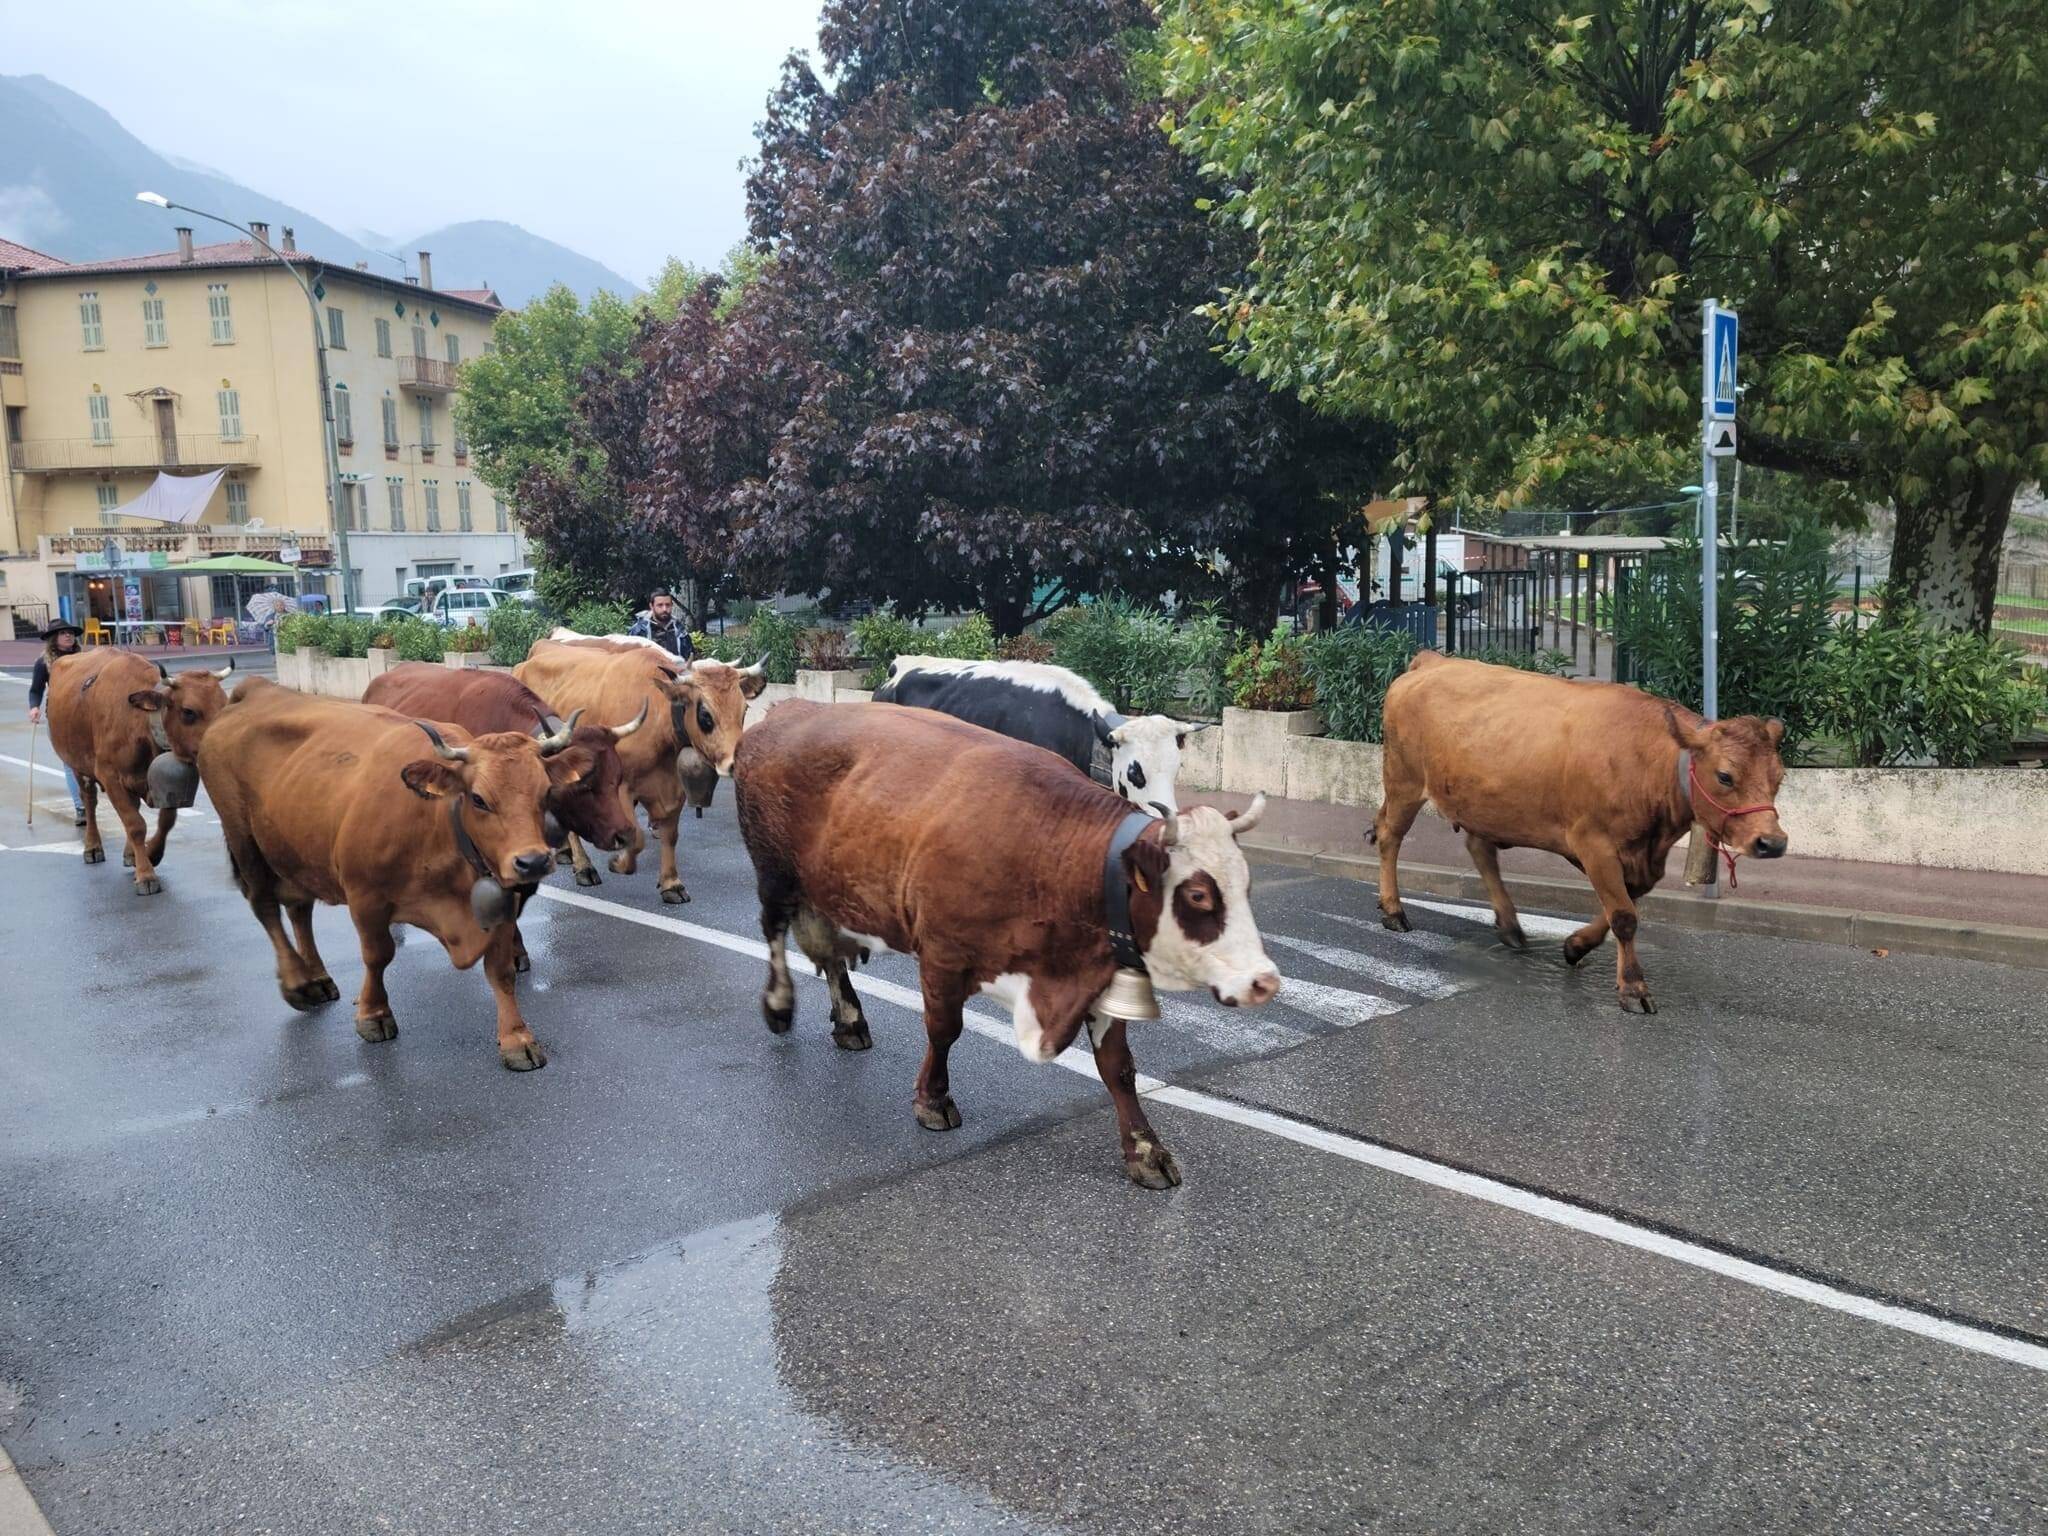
[0,1443,56,1536]
[1239,840,2048,973]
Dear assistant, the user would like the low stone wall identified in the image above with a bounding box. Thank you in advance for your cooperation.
[761,674,2046,876]
[278,647,508,701]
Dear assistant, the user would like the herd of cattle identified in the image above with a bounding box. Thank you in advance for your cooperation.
[34,631,1791,1186]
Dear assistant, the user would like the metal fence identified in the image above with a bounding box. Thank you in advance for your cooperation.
[1996,558,2048,656]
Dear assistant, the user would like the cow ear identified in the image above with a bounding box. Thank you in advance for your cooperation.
[545,744,599,786]
[400,759,464,800]
[1762,716,1786,748]
[737,668,768,700]
[1123,835,1171,895]
[1663,705,1710,752]
[127,688,166,712]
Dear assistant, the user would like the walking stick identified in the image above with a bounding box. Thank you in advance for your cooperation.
[25,716,38,826]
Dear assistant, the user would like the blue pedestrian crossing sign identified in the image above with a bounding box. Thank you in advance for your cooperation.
[1710,307,1739,420]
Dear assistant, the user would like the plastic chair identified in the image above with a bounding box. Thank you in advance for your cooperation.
[82,617,109,647]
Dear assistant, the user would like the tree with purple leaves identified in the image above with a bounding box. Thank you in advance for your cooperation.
[637,0,1380,636]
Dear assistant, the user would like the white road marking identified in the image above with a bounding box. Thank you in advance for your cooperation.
[1159,995,1311,1053]
[535,881,2048,1378]
[0,672,28,685]
[0,751,67,780]
[1262,930,1467,999]
[1404,895,1583,940]
[0,841,86,856]
[1270,975,1407,1029]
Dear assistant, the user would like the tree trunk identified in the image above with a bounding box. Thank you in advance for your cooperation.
[1889,469,2017,634]
[985,584,1032,639]
[1225,566,1285,638]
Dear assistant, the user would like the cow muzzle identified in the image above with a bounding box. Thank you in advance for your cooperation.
[1210,969,1281,1009]
[1752,832,1789,859]
[144,752,199,810]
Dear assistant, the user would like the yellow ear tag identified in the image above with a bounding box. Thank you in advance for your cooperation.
[1132,870,1150,894]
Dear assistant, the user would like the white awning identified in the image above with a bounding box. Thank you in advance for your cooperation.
[109,469,227,525]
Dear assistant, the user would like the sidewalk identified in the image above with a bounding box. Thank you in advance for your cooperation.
[1193,788,2048,971]
[0,637,260,668]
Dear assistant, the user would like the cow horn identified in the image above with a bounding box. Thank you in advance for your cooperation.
[743,655,768,678]
[212,660,235,679]
[536,708,584,757]
[1094,712,1124,747]
[156,661,171,681]
[611,697,650,740]
[1158,813,1179,848]
[415,720,470,762]
[1229,793,1267,837]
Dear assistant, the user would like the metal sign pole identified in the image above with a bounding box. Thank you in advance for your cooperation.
[1700,299,1720,724]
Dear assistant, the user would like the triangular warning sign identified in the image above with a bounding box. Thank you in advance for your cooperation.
[1709,421,1737,457]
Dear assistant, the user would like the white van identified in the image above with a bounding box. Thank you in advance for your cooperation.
[425,587,510,630]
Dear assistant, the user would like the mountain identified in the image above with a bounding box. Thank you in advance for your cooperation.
[399,219,638,307]
[0,74,637,306]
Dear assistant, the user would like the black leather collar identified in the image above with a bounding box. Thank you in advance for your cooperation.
[1103,810,1157,970]
[448,793,497,885]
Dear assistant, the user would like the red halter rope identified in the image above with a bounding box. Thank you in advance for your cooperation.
[1681,752,1775,888]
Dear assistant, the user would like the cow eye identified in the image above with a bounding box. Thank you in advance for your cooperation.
[696,702,715,736]
[1126,761,1146,789]
[181,708,199,725]
[1185,884,1214,910]
[469,793,492,813]
[1716,771,1734,788]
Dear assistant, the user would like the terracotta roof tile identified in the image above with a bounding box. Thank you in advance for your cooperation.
[17,238,504,311]
[0,236,69,273]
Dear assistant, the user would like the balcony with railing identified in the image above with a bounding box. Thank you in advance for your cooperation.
[398,355,458,394]
[15,434,260,475]
[44,526,331,560]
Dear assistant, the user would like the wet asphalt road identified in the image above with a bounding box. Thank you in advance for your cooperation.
[1,670,2045,1534]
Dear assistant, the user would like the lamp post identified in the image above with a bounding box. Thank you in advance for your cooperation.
[136,192,355,614]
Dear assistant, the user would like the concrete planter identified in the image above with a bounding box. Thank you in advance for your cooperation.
[1774,767,2048,876]
[1284,735,1383,807]
[1221,706,1325,795]
[795,668,867,702]
[366,647,397,678]
[441,651,502,670]
[746,681,800,728]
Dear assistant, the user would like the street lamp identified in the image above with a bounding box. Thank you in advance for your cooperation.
[135,191,355,613]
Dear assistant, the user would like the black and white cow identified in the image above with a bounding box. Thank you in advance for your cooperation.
[873,656,1199,816]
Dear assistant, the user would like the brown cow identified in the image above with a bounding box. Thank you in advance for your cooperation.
[1373,652,1788,1012]
[735,701,1282,1189]
[516,639,764,902]
[44,649,233,894]
[197,678,596,1070]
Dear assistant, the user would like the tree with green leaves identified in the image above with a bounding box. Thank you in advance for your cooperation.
[1162,0,2048,632]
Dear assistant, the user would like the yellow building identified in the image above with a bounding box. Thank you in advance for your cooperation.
[0,225,524,636]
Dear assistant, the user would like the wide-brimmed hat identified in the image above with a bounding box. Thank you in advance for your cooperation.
[40,619,84,642]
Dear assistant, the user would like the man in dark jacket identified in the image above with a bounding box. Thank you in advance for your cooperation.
[627,589,693,659]
[26,618,86,823]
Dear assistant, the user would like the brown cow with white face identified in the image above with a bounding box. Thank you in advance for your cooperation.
[734,701,1282,1189]
[1374,651,1788,1012]
[44,649,233,894]
[198,678,595,1070]
[516,638,764,902]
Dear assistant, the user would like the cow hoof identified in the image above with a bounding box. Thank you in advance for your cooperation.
[762,997,795,1034]
[608,853,633,875]
[1619,988,1658,1016]
[514,952,531,975]
[553,847,573,865]
[1499,923,1528,950]
[133,875,162,896]
[831,1019,872,1051]
[1124,1140,1182,1190]
[914,1096,962,1131]
[1379,906,1412,933]
[316,977,341,1001]
[83,847,106,865]
[500,1040,548,1072]
[659,884,690,905]
[1562,938,1594,967]
[355,1012,398,1044]
[122,848,135,868]
[281,980,332,1012]
[573,866,602,887]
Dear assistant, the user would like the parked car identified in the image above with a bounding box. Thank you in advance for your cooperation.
[404,574,494,601]
[424,587,511,630]
[494,569,543,606]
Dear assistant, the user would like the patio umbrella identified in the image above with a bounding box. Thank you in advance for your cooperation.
[246,592,300,624]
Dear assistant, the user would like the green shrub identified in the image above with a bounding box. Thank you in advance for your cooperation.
[1226,627,1318,712]
[446,624,492,654]
[997,632,1055,663]
[486,603,547,667]
[692,628,748,664]
[389,616,447,662]
[1822,606,2046,766]
[800,625,858,670]
[564,599,632,637]
[1608,517,1837,753]
[1176,603,1234,718]
[1044,598,1187,714]
[851,609,996,688]
[1303,626,1416,741]
[274,612,313,654]
[1467,646,1573,675]
[746,606,802,684]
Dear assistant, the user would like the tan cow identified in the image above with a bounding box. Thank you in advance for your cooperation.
[516,638,764,903]
[44,649,232,894]
[1373,651,1787,1012]
[198,678,596,1070]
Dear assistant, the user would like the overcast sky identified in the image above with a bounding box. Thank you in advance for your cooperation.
[6,0,825,286]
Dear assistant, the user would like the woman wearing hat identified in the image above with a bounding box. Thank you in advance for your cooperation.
[26,618,86,824]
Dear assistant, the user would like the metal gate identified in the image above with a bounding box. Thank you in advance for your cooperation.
[1441,569,1535,656]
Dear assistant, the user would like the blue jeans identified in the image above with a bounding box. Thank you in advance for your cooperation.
[63,761,82,812]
